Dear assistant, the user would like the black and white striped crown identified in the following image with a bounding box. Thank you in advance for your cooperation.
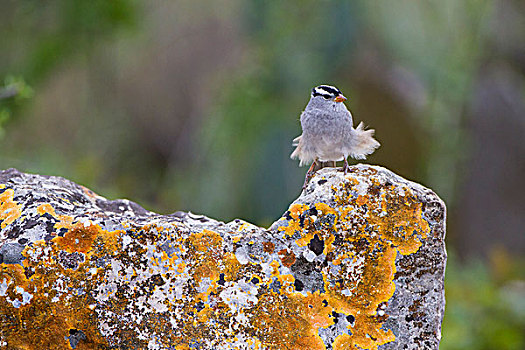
[311,85,342,99]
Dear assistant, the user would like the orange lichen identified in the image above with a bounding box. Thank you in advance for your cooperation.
[0,196,132,349]
[1,240,109,349]
[1,168,436,349]
[187,229,227,282]
[272,176,430,349]
[296,292,333,329]
[356,195,368,206]
[278,248,296,267]
[0,186,22,229]
[278,203,309,238]
[37,203,57,216]
[250,292,320,348]
[262,241,275,253]
[314,202,338,217]
[53,224,98,254]
[37,203,76,229]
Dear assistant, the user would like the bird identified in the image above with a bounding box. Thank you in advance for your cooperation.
[291,84,380,189]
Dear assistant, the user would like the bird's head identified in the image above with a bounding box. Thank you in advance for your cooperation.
[311,84,346,103]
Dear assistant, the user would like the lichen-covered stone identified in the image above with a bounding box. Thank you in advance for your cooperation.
[0,165,446,349]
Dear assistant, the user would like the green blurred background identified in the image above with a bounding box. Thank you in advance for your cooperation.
[1,0,524,348]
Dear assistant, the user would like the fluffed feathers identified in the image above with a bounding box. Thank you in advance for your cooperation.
[347,122,380,160]
[291,122,380,165]
[290,135,318,166]
[290,135,311,166]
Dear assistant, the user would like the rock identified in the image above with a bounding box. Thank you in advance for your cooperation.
[0,165,446,349]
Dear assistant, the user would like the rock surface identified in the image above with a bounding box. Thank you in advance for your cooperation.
[0,165,446,349]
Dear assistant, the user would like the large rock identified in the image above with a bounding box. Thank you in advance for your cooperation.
[0,165,446,349]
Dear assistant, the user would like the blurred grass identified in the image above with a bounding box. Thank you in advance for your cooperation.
[441,251,525,350]
[0,76,33,138]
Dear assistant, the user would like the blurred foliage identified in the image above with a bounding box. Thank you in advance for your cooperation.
[441,251,525,350]
[0,76,33,138]
[0,0,138,201]
[188,0,360,222]
[0,0,136,141]
[0,0,509,222]
[363,0,493,204]
[0,0,137,82]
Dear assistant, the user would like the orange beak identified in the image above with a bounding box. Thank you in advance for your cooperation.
[334,94,347,102]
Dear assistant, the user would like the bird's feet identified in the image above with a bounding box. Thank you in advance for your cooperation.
[343,158,350,175]
[302,160,321,190]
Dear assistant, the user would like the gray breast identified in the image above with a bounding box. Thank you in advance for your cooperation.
[299,97,354,161]
[301,98,353,140]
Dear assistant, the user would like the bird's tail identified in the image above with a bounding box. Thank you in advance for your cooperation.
[350,122,380,160]
[290,135,312,166]
[290,136,301,160]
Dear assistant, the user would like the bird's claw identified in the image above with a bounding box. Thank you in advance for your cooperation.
[343,158,350,175]
[302,160,321,190]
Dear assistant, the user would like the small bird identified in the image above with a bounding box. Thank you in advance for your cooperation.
[291,84,380,189]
